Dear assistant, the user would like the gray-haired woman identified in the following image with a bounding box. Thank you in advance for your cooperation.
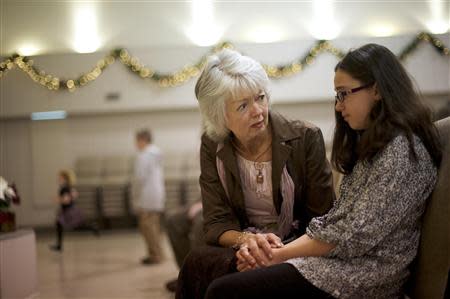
[176,49,335,299]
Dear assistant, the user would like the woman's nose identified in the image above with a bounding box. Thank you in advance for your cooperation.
[250,101,263,116]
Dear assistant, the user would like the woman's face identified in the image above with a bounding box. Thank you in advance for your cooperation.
[225,90,269,144]
[334,69,380,130]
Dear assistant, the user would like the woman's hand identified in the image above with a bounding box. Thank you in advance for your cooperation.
[236,246,285,272]
[236,233,283,268]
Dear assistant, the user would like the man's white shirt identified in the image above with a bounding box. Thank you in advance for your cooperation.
[133,144,165,212]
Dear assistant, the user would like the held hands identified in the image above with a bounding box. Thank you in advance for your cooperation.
[235,233,284,272]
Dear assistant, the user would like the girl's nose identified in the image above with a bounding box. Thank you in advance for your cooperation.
[335,100,344,112]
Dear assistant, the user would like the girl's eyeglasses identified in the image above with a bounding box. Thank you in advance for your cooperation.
[335,83,373,103]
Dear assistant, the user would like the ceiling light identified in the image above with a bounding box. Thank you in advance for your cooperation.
[309,23,340,40]
[426,0,449,34]
[309,0,340,40]
[369,24,396,37]
[187,24,223,47]
[246,24,284,43]
[17,44,40,56]
[187,0,223,46]
[72,4,101,53]
[426,20,449,34]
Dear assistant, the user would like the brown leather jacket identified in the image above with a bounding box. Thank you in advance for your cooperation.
[200,111,335,245]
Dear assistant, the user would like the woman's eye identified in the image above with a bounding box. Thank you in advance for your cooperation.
[257,94,265,101]
[237,103,247,111]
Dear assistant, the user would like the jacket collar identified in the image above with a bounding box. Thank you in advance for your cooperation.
[216,110,298,213]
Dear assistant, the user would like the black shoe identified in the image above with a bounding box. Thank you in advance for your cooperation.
[49,244,62,251]
[140,256,161,265]
[165,278,178,292]
[91,225,100,237]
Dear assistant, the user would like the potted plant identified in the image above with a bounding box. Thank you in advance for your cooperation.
[0,176,20,233]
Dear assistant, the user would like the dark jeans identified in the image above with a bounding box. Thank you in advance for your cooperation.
[165,208,204,268]
[205,263,333,299]
[176,246,237,299]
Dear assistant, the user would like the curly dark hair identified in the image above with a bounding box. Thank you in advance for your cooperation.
[331,43,441,174]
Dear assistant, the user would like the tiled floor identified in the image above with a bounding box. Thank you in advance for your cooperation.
[35,229,178,299]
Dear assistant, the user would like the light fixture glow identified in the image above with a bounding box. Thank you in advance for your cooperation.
[187,24,223,47]
[186,0,223,46]
[369,24,396,37]
[309,0,340,40]
[309,24,340,40]
[426,20,449,34]
[246,24,284,43]
[31,110,67,121]
[17,44,40,56]
[72,4,101,53]
[426,0,449,34]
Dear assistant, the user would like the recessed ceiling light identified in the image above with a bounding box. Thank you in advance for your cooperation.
[309,0,340,40]
[426,0,449,34]
[369,24,396,37]
[72,4,101,53]
[17,44,40,56]
[186,0,223,46]
[426,20,449,34]
[246,24,284,43]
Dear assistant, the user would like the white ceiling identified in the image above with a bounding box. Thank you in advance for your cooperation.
[1,0,449,56]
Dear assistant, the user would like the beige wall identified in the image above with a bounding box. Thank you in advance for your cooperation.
[0,33,449,227]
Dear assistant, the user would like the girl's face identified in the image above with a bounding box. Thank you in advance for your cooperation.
[334,69,380,130]
[58,174,67,185]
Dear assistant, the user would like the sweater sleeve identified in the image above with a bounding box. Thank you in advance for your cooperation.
[306,136,437,258]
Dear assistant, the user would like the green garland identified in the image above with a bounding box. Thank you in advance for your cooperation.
[0,32,448,92]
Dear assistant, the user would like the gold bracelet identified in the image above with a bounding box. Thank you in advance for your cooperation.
[232,231,251,250]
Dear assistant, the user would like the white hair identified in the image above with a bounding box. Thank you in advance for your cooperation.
[195,49,270,142]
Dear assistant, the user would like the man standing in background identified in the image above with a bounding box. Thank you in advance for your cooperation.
[133,129,165,265]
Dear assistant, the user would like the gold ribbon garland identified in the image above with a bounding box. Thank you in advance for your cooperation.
[0,32,448,92]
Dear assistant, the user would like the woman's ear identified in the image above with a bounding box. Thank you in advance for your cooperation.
[372,83,382,101]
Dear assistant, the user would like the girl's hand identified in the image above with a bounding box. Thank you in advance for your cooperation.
[236,233,284,268]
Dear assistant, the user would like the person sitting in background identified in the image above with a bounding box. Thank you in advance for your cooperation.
[204,44,442,299]
[176,49,335,298]
[164,199,204,292]
[50,170,98,252]
[133,129,166,265]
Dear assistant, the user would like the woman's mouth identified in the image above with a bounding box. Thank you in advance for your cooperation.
[251,120,265,129]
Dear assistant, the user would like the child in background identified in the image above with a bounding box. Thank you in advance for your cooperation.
[50,170,98,251]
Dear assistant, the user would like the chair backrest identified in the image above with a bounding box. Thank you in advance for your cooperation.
[406,117,450,299]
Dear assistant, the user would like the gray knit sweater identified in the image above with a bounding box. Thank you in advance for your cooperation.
[286,135,437,298]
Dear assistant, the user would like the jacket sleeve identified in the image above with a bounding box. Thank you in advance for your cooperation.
[200,135,241,245]
[303,127,335,218]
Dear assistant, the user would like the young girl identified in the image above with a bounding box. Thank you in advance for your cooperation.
[50,170,97,251]
[204,44,441,298]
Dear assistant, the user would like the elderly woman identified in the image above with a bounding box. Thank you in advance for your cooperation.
[176,49,335,299]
